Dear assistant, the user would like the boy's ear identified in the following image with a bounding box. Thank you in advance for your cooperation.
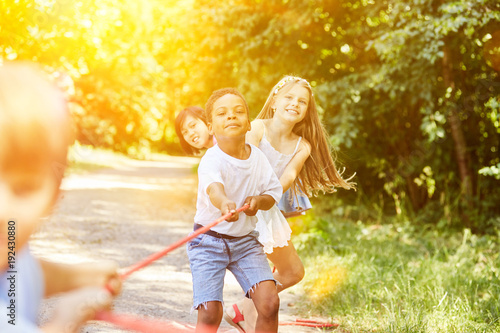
[208,123,213,135]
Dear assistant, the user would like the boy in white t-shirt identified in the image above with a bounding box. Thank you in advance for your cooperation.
[187,88,282,333]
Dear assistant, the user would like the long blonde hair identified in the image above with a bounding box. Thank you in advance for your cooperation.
[257,76,355,195]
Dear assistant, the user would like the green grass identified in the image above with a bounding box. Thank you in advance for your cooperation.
[65,159,110,174]
[292,214,500,332]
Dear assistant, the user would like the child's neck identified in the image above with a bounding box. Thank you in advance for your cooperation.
[207,135,215,148]
[268,118,295,140]
[216,136,250,160]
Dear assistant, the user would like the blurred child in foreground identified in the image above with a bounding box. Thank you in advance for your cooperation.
[0,62,121,332]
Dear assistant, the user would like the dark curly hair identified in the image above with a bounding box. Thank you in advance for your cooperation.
[204,88,249,124]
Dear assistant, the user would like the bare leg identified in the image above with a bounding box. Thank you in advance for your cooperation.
[196,301,223,333]
[226,297,257,332]
[229,241,305,332]
[267,240,305,292]
[249,280,279,333]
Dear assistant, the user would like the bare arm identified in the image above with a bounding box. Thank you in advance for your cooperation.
[41,287,113,333]
[206,182,239,222]
[243,194,275,216]
[246,119,265,146]
[279,139,311,193]
[40,259,121,297]
[39,260,120,333]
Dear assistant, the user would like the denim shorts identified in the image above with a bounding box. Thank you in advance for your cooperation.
[187,230,275,310]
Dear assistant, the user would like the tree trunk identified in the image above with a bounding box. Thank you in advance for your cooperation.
[406,176,427,211]
[441,43,474,201]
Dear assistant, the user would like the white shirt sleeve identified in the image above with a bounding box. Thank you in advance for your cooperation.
[198,153,224,196]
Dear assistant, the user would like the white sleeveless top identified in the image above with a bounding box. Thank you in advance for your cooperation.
[255,130,302,253]
[258,132,302,178]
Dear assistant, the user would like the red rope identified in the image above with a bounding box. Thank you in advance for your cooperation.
[120,204,249,280]
[97,312,338,332]
[96,311,195,333]
[97,205,249,331]
[96,205,338,332]
[280,318,339,328]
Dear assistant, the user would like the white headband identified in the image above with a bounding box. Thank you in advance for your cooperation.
[273,76,313,96]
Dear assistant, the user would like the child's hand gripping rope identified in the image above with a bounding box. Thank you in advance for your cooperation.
[119,204,249,280]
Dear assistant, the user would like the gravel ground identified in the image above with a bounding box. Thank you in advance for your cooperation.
[30,154,330,332]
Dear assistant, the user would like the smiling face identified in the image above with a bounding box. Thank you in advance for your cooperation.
[180,114,211,149]
[209,93,251,139]
[272,84,310,124]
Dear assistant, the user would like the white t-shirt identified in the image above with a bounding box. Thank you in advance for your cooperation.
[195,144,283,237]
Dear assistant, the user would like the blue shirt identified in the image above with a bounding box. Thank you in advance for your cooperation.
[0,246,44,332]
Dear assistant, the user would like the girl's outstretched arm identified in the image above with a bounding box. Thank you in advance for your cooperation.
[279,139,311,193]
[245,119,265,146]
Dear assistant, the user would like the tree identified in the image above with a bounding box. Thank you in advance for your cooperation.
[190,0,500,230]
[3,0,499,230]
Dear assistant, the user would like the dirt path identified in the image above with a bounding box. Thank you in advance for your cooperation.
[31,154,324,332]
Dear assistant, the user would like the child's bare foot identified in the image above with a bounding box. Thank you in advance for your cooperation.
[223,298,258,333]
[224,303,247,332]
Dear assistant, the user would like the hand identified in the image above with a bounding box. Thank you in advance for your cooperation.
[41,287,113,333]
[243,196,260,216]
[41,259,122,297]
[75,261,122,296]
[221,199,239,222]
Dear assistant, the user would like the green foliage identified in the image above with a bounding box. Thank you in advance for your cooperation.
[479,163,500,179]
[192,0,500,231]
[295,216,500,332]
[3,0,499,230]
[1,0,233,156]
[4,1,500,328]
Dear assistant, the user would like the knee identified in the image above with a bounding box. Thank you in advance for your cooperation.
[198,302,222,327]
[199,315,221,328]
[294,263,305,283]
[258,294,280,319]
[287,262,305,285]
